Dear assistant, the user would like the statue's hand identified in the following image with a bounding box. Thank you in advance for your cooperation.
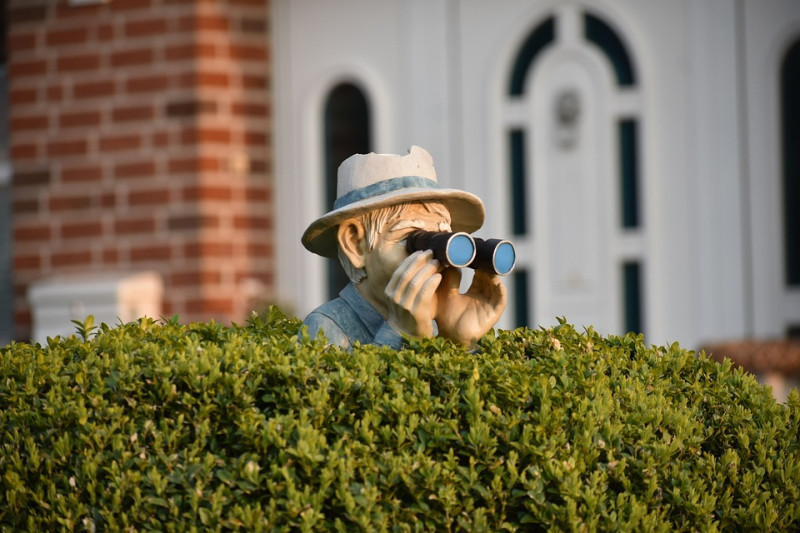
[435,268,507,348]
[383,250,442,338]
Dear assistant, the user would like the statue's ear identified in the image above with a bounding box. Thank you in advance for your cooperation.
[337,219,366,269]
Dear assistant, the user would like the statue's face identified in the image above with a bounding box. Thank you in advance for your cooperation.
[362,203,451,315]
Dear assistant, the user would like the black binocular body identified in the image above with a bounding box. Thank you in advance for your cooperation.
[405,231,516,275]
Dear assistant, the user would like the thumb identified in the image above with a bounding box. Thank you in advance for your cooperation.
[439,267,462,293]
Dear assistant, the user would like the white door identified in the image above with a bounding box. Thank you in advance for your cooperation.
[498,7,645,335]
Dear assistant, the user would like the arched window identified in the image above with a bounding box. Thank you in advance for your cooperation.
[782,40,800,287]
[323,83,372,300]
[584,13,636,87]
[508,17,555,97]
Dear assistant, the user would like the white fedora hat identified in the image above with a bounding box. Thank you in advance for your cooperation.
[302,146,485,258]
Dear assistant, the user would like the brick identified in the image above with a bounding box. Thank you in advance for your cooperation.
[9,59,47,78]
[14,310,33,336]
[14,223,52,242]
[74,80,116,99]
[10,114,48,131]
[13,283,30,300]
[178,14,229,32]
[229,0,267,5]
[231,101,269,117]
[12,169,51,188]
[249,159,269,174]
[61,221,103,239]
[111,48,154,67]
[46,27,89,47]
[170,269,221,287]
[129,187,169,205]
[161,300,176,316]
[184,241,233,258]
[227,44,267,62]
[11,142,39,160]
[9,87,37,106]
[47,139,88,157]
[125,18,168,38]
[186,297,234,315]
[115,217,156,234]
[112,104,155,123]
[182,185,232,202]
[101,192,117,208]
[115,161,156,179]
[59,110,102,129]
[126,74,169,94]
[181,127,231,145]
[130,244,171,262]
[152,131,171,146]
[164,42,216,61]
[8,5,48,24]
[242,74,267,90]
[14,254,42,271]
[247,243,273,256]
[61,165,104,184]
[111,0,153,11]
[12,198,39,215]
[168,156,219,174]
[180,71,229,89]
[57,53,101,73]
[168,214,219,231]
[240,18,267,34]
[52,249,93,267]
[49,194,92,212]
[234,215,271,230]
[245,185,271,202]
[99,134,141,152]
[7,31,38,51]
[244,130,268,147]
[165,99,217,118]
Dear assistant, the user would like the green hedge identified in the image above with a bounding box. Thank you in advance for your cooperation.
[1,308,799,531]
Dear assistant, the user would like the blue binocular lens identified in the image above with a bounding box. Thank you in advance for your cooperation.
[405,231,476,268]
[405,231,516,275]
[470,238,516,275]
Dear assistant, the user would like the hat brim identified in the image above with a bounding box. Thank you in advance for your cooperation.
[302,188,486,258]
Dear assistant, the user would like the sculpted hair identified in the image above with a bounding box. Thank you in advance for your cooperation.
[338,202,451,284]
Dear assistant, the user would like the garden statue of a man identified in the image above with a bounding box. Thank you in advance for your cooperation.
[300,146,507,350]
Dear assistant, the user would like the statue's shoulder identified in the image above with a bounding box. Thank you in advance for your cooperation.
[300,297,353,349]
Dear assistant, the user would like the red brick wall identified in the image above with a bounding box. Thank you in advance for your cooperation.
[8,0,273,340]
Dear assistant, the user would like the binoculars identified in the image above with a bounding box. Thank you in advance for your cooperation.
[405,231,516,275]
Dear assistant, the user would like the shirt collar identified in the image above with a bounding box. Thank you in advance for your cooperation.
[340,283,385,338]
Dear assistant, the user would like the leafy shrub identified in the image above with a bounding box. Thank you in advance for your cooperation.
[1,309,799,531]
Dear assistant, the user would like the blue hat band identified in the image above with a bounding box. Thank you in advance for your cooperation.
[333,176,439,210]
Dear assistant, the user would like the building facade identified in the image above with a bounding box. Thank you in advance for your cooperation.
[4,0,799,352]
[5,0,274,341]
[273,0,800,349]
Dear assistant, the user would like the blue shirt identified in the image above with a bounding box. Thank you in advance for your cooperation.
[300,283,406,351]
